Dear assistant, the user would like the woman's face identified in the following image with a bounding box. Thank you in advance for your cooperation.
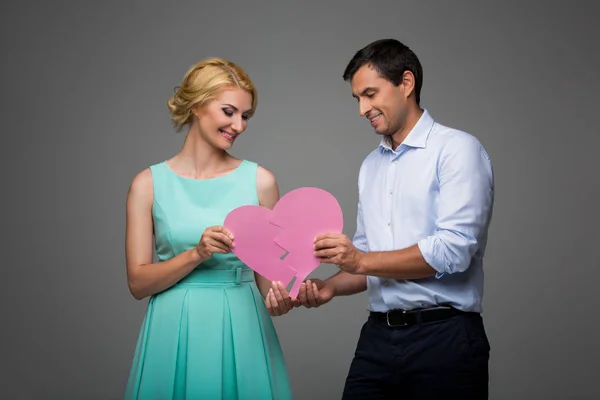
[194,87,253,149]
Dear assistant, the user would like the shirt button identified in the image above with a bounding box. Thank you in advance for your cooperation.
[382,280,389,287]
[387,221,391,226]
[393,160,398,164]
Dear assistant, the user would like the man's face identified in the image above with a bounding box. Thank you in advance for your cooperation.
[350,64,408,139]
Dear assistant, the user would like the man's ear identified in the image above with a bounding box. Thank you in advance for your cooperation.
[401,70,416,100]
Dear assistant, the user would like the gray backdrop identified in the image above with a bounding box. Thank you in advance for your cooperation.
[2,1,598,399]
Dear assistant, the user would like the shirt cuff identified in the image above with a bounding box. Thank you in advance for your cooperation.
[417,237,447,279]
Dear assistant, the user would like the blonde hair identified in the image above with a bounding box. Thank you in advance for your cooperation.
[167,57,258,132]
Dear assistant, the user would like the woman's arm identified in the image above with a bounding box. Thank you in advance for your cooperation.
[125,169,233,300]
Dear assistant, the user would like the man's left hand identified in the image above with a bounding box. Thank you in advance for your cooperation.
[314,233,365,274]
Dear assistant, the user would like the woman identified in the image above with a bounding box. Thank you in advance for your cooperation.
[124,58,294,399]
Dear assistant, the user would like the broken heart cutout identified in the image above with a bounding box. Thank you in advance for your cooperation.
[223,187,344,298]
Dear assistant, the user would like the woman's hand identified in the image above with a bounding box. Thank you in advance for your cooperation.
[265,281,296,317]
[194,226,235,262]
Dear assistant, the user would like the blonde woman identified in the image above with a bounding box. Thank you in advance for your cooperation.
[124,58,294,399]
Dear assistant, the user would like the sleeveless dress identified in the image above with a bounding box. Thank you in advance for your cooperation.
[124,159,293,400]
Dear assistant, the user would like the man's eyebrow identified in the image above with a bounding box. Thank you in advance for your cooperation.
[352,87,377,98]
[360,87,377,95]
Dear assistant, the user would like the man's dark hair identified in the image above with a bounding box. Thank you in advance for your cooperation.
[343,39,423,105]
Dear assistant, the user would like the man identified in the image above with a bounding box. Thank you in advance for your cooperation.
[297,39,495,399]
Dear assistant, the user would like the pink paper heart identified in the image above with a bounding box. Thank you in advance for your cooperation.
[223,187,343,298]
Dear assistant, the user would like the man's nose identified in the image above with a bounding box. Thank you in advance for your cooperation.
[359,99,370,117]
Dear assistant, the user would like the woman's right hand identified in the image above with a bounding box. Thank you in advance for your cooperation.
[194,226,235,262]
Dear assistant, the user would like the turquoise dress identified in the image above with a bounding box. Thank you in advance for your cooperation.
[124,159,293,400]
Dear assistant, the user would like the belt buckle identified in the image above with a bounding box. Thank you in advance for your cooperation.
[235,267,242,285]
[386,309,408,327]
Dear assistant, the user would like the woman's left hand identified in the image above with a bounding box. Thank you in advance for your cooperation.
[265,281,296,316]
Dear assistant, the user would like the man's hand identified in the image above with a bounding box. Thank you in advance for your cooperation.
[296,279,335,308]
[314,233,366,274]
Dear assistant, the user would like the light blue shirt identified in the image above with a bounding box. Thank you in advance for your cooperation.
[353,109,494,313]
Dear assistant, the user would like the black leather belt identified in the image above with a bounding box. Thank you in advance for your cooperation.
[370,306,468,328]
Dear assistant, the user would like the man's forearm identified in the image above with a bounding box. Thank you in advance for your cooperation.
[326,270,367,296]
[358,244,437,280]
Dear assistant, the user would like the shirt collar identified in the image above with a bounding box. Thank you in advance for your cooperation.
[378,108,435,153]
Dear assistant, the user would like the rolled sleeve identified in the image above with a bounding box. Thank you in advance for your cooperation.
[352,200,368,252]
[418,136,494,278]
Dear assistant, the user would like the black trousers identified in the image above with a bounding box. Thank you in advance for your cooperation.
[342,312,490,399]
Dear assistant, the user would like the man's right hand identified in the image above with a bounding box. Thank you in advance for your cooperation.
[296,279,335,308]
